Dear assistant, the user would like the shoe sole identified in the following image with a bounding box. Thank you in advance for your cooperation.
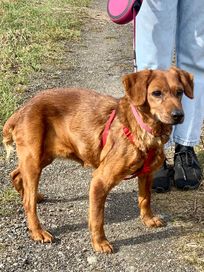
[175,183,200,191]
[152,186,171,193]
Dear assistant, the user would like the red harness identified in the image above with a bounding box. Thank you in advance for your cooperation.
[101,108,156,179]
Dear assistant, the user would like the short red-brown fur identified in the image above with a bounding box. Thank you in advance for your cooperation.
[3,67,193,253]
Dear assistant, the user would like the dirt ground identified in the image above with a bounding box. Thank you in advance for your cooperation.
[0,0,204,271]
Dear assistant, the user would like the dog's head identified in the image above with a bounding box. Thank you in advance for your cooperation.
[122,67,194,125]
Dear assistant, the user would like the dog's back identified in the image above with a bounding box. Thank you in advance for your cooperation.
[3,88,118,166]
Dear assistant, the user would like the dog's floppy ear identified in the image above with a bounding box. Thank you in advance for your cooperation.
[170,67,194,99]
[122,70,152,106]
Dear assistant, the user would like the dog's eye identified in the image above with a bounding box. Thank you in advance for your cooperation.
[152,90,162,97]
[176,89,184,97]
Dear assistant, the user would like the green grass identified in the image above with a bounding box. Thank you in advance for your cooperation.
[0,186,20,216]
[180,232,204,271]
[0,244,5,252]
[0,0,90,136]
[197,150,204,172]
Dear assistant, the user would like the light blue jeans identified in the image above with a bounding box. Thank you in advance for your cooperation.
[136,0,204,146]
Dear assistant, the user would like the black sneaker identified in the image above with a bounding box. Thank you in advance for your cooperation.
[174,144,202,190]
[152,160,174,193]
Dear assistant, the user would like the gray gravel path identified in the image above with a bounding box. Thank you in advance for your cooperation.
[0,0,203,271]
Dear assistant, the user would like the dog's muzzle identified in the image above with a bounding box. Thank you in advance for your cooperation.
[171,109,184,124]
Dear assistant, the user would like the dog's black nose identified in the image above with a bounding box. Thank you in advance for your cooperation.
[171,109,184,123]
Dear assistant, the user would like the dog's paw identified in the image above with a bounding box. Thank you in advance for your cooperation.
[31,229,53,243]
[92,239,113,253]
[142,215,166,228]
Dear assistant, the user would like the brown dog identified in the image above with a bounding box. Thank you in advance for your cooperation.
[3,67,193,253]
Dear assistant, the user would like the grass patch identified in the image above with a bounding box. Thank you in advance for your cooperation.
[0,186,20,216]
[0,0,90,136]
[197,150,204,172]
[0,244,6,252]
[180,232,204,271]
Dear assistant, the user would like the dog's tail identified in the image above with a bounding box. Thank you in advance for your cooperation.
[2,112,18,161]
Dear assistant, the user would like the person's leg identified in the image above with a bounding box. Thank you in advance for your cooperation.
[136,0,178,70]
[173,0,204,189]
[136,0,178,192]
[175,0,204,145]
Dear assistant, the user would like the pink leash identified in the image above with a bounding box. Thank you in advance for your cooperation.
[102,105,153,147]
[130,104,153,134]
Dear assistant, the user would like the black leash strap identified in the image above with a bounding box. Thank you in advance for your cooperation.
[132,0,142,72]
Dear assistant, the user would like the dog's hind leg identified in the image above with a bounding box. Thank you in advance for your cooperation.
[19,151,53,243]
[11,167,45,203]
[11,167,24,199]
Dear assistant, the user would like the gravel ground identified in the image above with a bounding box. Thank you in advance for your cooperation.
[0,0,204,271]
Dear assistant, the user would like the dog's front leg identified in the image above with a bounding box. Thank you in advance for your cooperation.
[138,174,166,227]
[89,171,115,253]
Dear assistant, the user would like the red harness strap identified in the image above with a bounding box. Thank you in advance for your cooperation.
[101,110,156,179]
[123,127,134,144]
[124,148,155,180]
[139,148,155,175]
[102,110,116,147]
[102,110,135,146]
